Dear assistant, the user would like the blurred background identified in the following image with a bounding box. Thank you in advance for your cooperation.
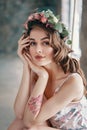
[0,0,87,129]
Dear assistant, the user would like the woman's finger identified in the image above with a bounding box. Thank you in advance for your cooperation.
[23,53,48,76]
[19,42,30,48]
[18,42,29,51]
[18,39,30,45]
[25,52,32,60]
[18,44,29,55]
[24,53,41,73]
[23,53,31,64]
[18,35,30,45]
[18,34,25,43]
[20,34,25,40]
[24,53,36,68]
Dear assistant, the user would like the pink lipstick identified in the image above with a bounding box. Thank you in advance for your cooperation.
[35,55,44,60]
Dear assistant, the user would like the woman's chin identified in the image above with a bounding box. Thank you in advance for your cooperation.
[36,60,53,66]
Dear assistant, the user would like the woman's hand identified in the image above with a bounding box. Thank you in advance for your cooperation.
[17,34,48,78]
[17,34,30,65]
[24,52,49,78]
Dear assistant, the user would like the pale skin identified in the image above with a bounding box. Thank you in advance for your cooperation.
[8,27,84,130]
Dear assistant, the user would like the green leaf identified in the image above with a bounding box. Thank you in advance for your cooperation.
[46,9,53,15]
[55,23,63,33]
[56,15,60,20]
[67,40,72,45]
[45,13,49,17]
[41,9,72,45]
[62,29,69,37]
[48,19,54,24]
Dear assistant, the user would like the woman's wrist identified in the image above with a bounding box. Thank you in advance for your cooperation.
[38,68,49,78]
[23,64,31,75]
[23,62,28,67]
[39,72,49,80]
[23,63,29,70]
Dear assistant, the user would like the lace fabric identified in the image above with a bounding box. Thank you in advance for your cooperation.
[49,73,87,130]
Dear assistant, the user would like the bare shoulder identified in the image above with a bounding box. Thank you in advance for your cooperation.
[49,73,84,109]
[62,73,84,97]
[66,73,83,89]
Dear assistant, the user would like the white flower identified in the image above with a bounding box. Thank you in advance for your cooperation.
[53,16,58,23]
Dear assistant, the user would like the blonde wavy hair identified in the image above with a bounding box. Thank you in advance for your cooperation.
[51,32,86,86]
[25,21,87,94]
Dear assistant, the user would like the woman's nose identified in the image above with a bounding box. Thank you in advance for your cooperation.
[36,45,42,54]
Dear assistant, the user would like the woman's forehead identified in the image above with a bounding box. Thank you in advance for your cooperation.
[29,27,50,40]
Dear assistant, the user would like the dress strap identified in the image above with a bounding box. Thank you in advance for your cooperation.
[54,73,77,93]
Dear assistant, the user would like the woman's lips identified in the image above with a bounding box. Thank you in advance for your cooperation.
[35,55,45,60]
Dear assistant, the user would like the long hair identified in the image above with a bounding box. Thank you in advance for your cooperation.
[51,32,87,87]
[25,20,87,92]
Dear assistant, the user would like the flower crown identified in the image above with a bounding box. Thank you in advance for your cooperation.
[24,9,72,44]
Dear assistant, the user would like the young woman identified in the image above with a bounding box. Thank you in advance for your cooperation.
[8,9,87,130]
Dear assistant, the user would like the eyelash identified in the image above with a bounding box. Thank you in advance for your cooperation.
[43,41,50,46]
[30,42,36,46]
[29,41,50,46]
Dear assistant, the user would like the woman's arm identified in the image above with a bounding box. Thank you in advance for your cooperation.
[23,73,48,127]
[23,73,49,127]
[14,35,31,119]
[14,64,31,119]
[34,74,84,124]
[22,53,49,127]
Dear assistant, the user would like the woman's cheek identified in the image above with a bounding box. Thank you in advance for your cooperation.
[46,49,54,57]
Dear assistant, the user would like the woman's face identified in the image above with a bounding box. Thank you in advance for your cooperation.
[29,27,54,66]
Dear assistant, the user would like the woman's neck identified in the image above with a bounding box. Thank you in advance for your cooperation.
[44,61,65,81]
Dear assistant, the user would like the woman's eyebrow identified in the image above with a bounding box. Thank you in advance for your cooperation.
[29,38,35,41]
[41,36,49,40]
[29,37,49,41]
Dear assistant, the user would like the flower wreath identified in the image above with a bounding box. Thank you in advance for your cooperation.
[23,9,72,45]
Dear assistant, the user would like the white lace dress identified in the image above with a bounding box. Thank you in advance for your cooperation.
[49,74,87,130]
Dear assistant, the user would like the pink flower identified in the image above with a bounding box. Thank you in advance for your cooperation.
[28,15,34,21]
[34,13,40,20]
[40,16,47,23]
[40,13,45,17]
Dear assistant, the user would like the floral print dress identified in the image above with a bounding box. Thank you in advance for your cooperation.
[49,74,87,130]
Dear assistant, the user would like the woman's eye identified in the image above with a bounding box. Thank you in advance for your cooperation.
[30,42,36,46]
[43,41,50,46]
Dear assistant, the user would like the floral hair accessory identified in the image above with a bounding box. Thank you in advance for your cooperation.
[23,9,72,45]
